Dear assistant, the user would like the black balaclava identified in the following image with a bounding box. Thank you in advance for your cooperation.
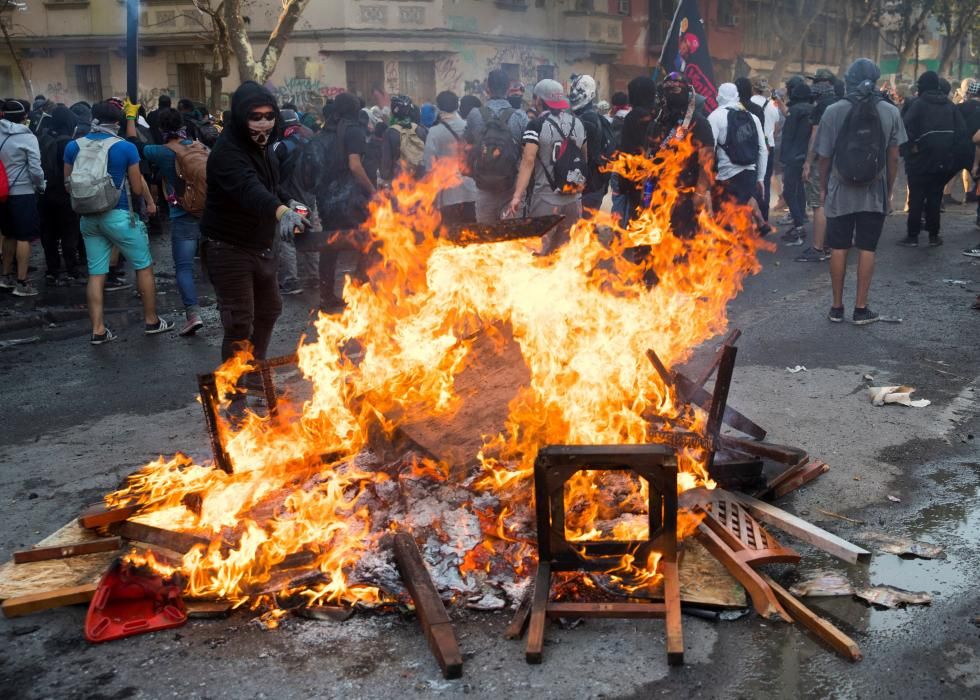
[627,77,657,109]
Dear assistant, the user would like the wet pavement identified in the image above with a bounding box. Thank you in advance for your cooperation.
[1,201,978,699]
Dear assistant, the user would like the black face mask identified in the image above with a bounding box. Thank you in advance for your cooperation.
[665,92,689,113]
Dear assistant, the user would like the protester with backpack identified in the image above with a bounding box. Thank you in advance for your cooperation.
[0,99,45,297]
[569,74,614,214]
[422,90,476,225]
[505,79,586,254]
[199,81,308,363]
[816,58,907,325]
[899,71,970,248]
[141,108,209,336]
[465,69,529,223]
[313,92,375,312]
[708,83,768,210]
[38,105,84,286]
[380,95,428,184]
[273,108,315,296]
[795,79,842,263]
[750,77,781,221]
[64,100,172,343]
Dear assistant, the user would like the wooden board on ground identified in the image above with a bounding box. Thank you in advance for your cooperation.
[0,519,117,601]
[394,326,530,472]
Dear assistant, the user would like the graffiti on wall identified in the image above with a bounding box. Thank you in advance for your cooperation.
[463,79,485,96]
[384,61,399,95]
[435,55,463,93]
[266,78,345,110]
[485,46,552,88]
[137,86,172,108]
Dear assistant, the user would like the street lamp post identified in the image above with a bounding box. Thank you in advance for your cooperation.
[126,0,139,101]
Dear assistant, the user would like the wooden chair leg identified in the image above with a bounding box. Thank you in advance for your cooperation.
[661,560,684,666]
[525,560,551,664]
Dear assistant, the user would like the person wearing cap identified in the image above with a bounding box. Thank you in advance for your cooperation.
[64,100,174,342]
[750,77,780,220]
[505,78,586,253]
[422,90,476,225]
[816,58,906,326]
[796,79,842,263]
[464,69,529,223]
[0,97,44,297]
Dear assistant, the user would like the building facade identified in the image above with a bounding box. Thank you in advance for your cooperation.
[0,0,644,110]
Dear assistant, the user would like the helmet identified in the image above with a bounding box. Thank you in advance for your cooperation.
[390,94,414,120]
[569,74,597,110]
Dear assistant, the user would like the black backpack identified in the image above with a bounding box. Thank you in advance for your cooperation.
[469,106,520,192]
[191,118,220,148]
[720,108,759,166]
[540,115,587,194]
[316,121,370,231]
[833,95,885,185]
[278,132,318,204]
[581,110,615,194]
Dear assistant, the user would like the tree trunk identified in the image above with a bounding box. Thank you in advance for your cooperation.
[0,6,31,98]
[226,0,311,84]
[769,0,827,87]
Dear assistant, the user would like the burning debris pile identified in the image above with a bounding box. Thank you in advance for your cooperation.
[1,139,881,676]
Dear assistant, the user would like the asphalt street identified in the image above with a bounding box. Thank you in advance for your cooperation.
[0,200,978,700]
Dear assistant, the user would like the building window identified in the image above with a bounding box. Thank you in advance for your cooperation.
[575,0,594,11]
[650,0,676,48]
[346,60,385,106]
[398,60,436,104]
[177,63,206,104]
[717,0,737,27]
[155,10,176,28]
[617,0,632,16]
[536,65,555,82]
[294,56,310,80]
[75,65,103,103]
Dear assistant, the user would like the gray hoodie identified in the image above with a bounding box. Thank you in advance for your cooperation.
[0,119,44,196]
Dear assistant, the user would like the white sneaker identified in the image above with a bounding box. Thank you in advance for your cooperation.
[12,281,39,297]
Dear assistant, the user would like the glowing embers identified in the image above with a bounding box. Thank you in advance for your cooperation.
[521,444,684,666]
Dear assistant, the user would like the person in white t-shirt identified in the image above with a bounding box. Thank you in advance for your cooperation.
[751,78,780,220]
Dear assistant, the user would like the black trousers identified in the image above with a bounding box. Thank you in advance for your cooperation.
[40,198,83,275]
[202,238,282,362]
[906,172,948,237]
[782,161,807,227]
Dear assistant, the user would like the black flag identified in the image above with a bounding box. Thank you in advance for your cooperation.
[658,0,718,111]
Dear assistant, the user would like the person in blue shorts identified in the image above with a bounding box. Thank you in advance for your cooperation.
[64,100,173,344]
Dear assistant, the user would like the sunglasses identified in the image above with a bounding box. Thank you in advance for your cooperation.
[248,111,276,121]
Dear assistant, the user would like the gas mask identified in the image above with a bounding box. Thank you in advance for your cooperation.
[247,108,275,147]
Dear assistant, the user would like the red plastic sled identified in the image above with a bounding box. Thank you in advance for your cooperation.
[85,559,187,643]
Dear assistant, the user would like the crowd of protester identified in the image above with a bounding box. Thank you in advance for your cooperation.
[1,58,978,355]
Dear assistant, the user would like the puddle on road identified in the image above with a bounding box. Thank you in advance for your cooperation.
[803,460,980,636]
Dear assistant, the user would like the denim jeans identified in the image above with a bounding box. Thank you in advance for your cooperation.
[277,234,299,287]
[202,238,282,361]
[170,215,200,309]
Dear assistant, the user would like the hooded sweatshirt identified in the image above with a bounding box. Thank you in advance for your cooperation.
[0,119,44,196]
[780,83,814,166]
[708,83,768,182]
[200,81,285,250]
[903,71,968,176]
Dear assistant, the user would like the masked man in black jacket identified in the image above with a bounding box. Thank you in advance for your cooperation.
[200,81,308,363]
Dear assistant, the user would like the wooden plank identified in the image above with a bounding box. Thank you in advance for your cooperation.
[14,537,121,564]
[772,461,830,498]
[79,503,140,529]
[108,520,212,555]
[693,329,742,387]
[503,590,532,640]
[2,583,98,618]
[0,520,119,601]
[674,373,767,440]
[695,523,791,622]
[392,533,462,680]
[731,491,871,565]
[544,601,667,618]
[525,560,551,664]
[761,573,863,662]
[661,560,684,666]
[185,601,234,619]
[719,435,807,466]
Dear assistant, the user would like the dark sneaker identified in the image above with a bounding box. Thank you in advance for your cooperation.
[90,327,117,345]
[852,307,880,325]
[795,246,828,262]
[280,279,303,296]
[45,273,67,287]
[780,226,802,242]
[927,234,943,247]
[784,227,806,247]
[828,306,844,323]
[0,274,15,290]
[777,214,794,225]
[105,276,132,291]
[962,246,980,258]
[179,314,204,337]
[758,223,773,237]
[12,281,39,297]
[144,317,174,335]
[897,236,919,248]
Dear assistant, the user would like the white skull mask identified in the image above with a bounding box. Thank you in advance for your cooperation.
[247,110,275,146]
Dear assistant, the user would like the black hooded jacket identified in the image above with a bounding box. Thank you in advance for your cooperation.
[200,82,286,250]
[902,89,969,176]
[780,83,814,166]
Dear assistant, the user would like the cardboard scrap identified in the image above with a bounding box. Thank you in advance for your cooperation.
[789,571,855,598]
[786,365,808,374]
[868,386,930,408]
[858,531,945,559]
[855,585,931,609]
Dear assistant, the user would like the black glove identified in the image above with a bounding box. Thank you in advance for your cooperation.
[278,208,310,242]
